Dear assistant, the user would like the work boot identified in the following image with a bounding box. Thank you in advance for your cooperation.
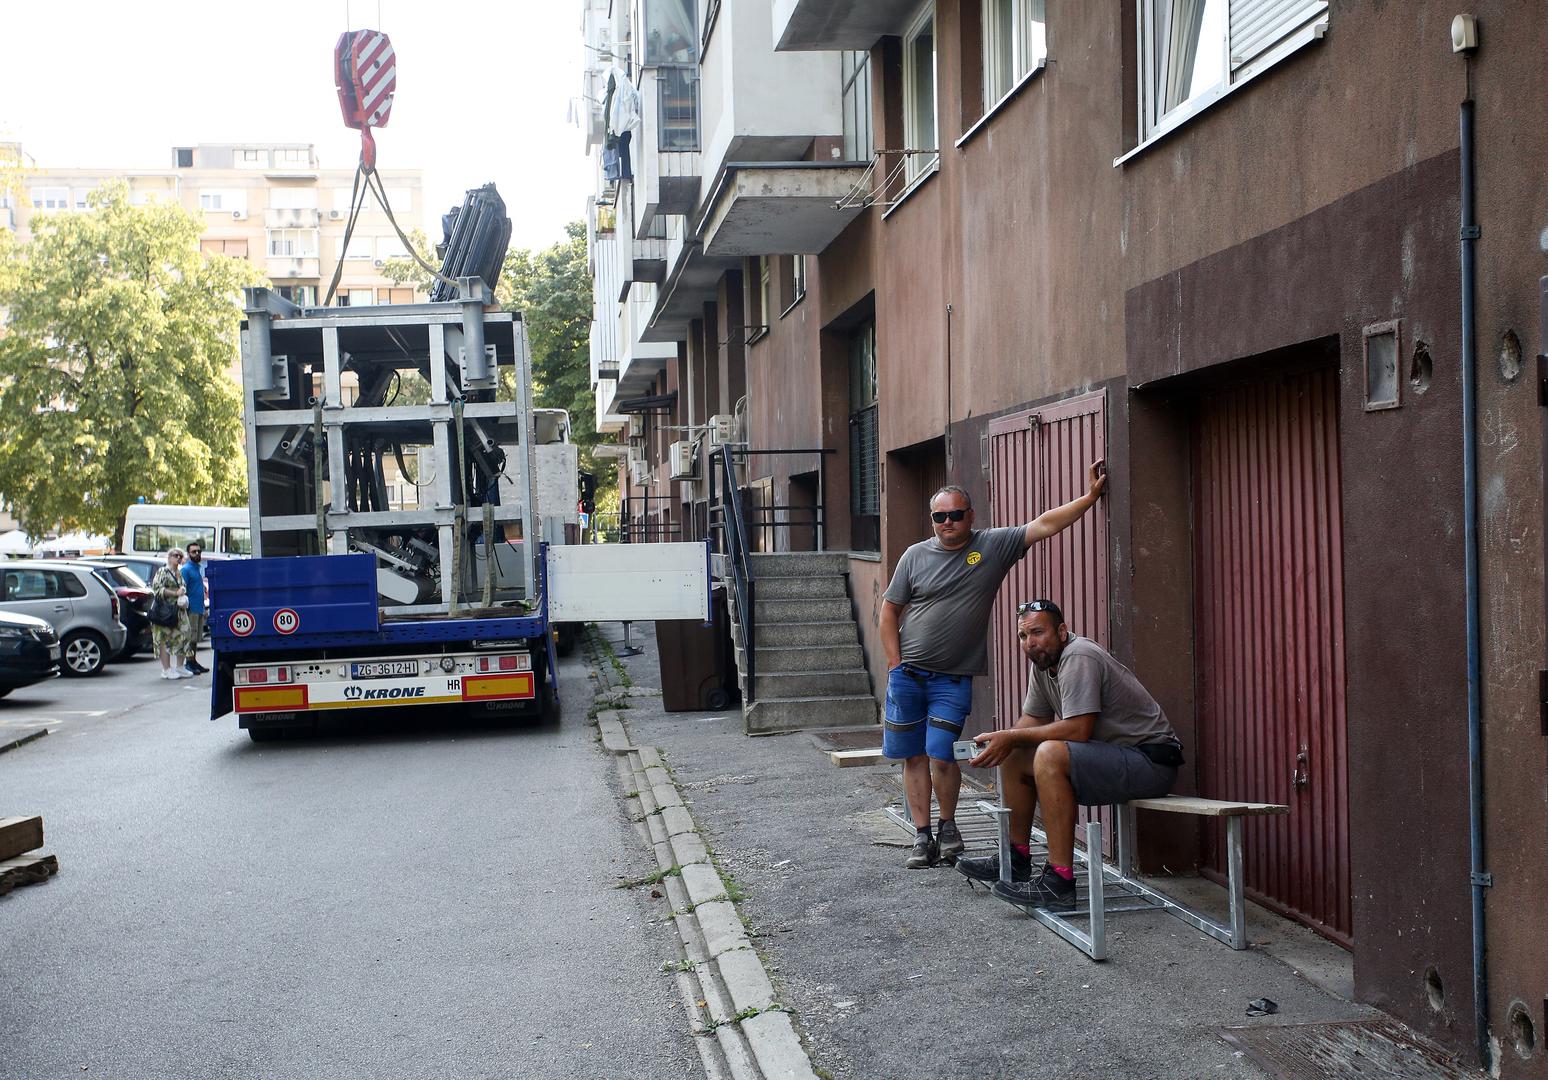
[905,833,939,869]
[956,847,1032,884]
[936,820,965,864]
[991,863,1077,912]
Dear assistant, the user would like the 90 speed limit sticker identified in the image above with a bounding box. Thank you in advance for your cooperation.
[228,610,256,637]
[272,608,301,635]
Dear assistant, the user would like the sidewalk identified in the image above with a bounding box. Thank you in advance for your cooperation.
[592,621,1377,1080]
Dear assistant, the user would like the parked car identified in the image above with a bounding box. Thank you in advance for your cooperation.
[75,560,154,659]
[109,556,163,588]
[0,610,60,697]
[0,560,127,676]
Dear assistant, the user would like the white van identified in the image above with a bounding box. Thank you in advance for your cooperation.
[121,505,251,560]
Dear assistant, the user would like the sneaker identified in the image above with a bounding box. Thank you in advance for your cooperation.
[991,863,1077,912]
[160,670,175,680]
[179,666,199,677]
[171,668,192,679]
[187,660,208,674]
[936,820,964,864]
[956,847,1032,884]
[905,833,939,869]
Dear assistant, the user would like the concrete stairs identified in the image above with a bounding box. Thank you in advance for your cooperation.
[727,551,879,735]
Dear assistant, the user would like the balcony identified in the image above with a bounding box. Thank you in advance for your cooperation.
[618,282,679,393]
[265,207,321,229]
[265,257,321,281]
[637,70,701,225]
[772,0,920,50]
[700,162,869,256]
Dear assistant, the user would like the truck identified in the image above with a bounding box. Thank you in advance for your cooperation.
[207,277,709,741]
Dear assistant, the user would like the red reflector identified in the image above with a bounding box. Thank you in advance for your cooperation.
[248,669,268,684]
[499,656,518,671]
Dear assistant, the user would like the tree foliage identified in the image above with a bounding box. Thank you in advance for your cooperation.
[0,182,258,547]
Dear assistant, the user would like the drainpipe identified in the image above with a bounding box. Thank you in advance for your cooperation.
[1458,66,1490,1072]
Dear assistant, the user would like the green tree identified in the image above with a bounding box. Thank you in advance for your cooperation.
[0,182,258,548]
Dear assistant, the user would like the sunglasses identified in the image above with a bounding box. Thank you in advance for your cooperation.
[931,509,968,523]
[1016,601,1057,615]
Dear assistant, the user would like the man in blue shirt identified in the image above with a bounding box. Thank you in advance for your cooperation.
[180,541,208,675]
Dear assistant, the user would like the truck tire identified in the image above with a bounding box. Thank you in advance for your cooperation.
[556,624,578,658]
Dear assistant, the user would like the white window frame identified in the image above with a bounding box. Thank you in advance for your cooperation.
[1135,0,1328,148]
[983,0,1047,111]
[235,148,266,169]
[265,228,319,258]
[29,186,69,211]
[273,147,310,167]
[344,235,375,260]
[199,189,248,214]
[901,3,939,186]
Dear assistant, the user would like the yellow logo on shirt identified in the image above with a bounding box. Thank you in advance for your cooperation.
[966,551,982,566]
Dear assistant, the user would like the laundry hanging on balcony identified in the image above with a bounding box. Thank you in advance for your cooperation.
[602,68,641,183]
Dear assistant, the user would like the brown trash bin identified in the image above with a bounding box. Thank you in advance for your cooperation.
[655,585,739,712]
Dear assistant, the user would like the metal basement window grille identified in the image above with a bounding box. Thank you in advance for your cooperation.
[849,404,879,516]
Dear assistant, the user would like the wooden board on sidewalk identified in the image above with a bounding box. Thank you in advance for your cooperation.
[829,748,886,768]
[0,816,43,861]
[0,853,58,896]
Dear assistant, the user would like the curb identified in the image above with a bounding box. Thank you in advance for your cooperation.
[0,728,48,755]
[601,709,821,1080]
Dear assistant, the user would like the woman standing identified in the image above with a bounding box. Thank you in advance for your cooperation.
[151,548,193,680]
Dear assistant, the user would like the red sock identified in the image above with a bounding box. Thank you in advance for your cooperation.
[1010,842,1030,857]
[1051,864,1075,881]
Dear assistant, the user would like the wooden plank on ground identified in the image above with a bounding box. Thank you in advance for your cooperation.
[829,748,886,768]
[1129,795,1288,817]
[0,816,43,861]
[0,852,58,896]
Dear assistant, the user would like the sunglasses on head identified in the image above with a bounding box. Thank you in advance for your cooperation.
[1016,601,1057,615]
[931,509,968,523]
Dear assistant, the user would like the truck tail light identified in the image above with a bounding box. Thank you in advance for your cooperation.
[475,653,530,673]
[236,665,293,686]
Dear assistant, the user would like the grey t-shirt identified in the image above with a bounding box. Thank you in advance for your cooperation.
[883,526,1028,676]
[1022,635,1176,748]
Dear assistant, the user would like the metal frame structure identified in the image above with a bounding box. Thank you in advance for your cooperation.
[240,282,536,616]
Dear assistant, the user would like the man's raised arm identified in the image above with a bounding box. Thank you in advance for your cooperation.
[1023,459,1107,547]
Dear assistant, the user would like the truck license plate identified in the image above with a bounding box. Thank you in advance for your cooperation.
[351,660,418,679]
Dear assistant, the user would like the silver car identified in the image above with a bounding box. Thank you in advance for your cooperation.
[0,560,128,676]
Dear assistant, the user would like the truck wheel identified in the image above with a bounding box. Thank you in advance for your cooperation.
[61,631,108,677]
[556,625,577,658]
[247,726,284,742]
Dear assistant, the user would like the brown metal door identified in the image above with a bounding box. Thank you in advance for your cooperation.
[1193,366,1351,945]
[989,391,1109,835]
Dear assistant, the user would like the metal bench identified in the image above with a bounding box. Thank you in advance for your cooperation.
[974,794,1289,961]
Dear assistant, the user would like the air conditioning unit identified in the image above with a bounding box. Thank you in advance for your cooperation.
[668,440,697,481]
[707,413,736,445]
[628,415,644,438]
[626,444,643,467]
[629,459,649,486]
[328,208,343,220]
[373,259,385,267]
[231,209,247,220]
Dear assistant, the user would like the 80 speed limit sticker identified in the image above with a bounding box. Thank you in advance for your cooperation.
[228,610,256,637]
[272,608,301,635]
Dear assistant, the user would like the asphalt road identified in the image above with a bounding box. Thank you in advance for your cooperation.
[0,649,703,1080]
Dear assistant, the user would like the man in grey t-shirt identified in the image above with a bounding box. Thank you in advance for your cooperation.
[879,464,1106,869]
[957,600,1182,910]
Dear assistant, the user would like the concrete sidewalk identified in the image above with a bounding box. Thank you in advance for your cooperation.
[593,621,1376,1080]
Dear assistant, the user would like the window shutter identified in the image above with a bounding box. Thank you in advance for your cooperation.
[1229,0,1327,73]
[849,404,880,517]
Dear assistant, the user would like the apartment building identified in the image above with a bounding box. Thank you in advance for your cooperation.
[582,2,1548,1070]
[4,142,430,508]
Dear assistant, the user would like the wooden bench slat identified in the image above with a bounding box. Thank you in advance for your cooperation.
[829,748,886,768]
[1129,795,1288,817]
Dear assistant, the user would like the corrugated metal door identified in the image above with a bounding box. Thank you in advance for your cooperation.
[988,391,1109,836]
[1193,366,1351,945]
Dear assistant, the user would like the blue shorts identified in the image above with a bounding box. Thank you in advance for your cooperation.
[883,664,973,762]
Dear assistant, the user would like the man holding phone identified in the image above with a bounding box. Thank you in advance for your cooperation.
[878,463,1107,869]
[956,600,1182,909]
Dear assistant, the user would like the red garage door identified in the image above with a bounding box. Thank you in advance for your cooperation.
[989,390,1109,726]
[1193,366,1351,945]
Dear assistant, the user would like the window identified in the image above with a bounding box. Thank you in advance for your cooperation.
[29,187,69,211]
[983,0,1047,108]
[199,189,248,214]
[332,187,363,213]
[379,287,414,305]
[791,255,807,303]
[268,187,317,210]
[221,527,252,556]
[235,148,266,169]
[345,236,374,259]
[274,147,310,167]
[276,284,316,306]
[848,320,880,550]
[201,238,250,258]
[841,51,874,160]
[902,5,938,184]
[658,66,700,151]
[381,187,413,211]
[73,188,92,210]
[131,525,216,552]
[638,0,698,66]
[266,229,318,258]
[375,234,410,260]
[743,257,770,341]
[175,147,194,168]
[1139,0,1328,140]
[345,288,376,307]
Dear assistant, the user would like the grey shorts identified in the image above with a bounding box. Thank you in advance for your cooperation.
[1067,740,1178,807]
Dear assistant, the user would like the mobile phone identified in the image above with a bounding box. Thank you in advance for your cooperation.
[952,739,980,762]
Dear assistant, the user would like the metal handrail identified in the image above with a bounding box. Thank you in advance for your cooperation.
[711,443,756,703]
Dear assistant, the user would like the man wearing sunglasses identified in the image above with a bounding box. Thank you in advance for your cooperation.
[878,461,1106,869]
[956,599,1181,910]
